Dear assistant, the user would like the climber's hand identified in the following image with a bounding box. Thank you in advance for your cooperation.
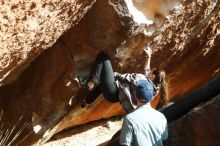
[144,46,152,58]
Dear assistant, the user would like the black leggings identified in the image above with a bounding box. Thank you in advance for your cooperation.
[85,52,119,103]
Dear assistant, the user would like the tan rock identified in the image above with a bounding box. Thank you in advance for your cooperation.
[1,0,219,145]
[0,0,96,86]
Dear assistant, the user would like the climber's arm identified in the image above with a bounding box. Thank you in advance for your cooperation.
[114,72,127,80]
[143,46,152,75]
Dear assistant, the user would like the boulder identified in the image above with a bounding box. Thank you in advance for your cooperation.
[165,94,220,146]
[0,0,219,145]
[0,0,96,86]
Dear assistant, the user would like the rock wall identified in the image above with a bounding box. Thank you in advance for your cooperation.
[104,0,220,105]
[165,94,220,146]
[0,0,96,145]
[43,0,220,143]
[151,0,220,101]
[0,0,96,86]
[0,0,219,145]
[115,0,220,103]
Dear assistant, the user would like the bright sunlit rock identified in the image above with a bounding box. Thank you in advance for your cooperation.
[125,0,153,25]
[33,125,42,134]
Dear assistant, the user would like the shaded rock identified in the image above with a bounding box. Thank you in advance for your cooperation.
[165,94,220,146]
[161,75,220,123]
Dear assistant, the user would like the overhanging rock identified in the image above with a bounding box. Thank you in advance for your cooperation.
[0,0,219,145]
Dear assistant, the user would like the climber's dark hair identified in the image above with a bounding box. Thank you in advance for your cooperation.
[151,68,169,108]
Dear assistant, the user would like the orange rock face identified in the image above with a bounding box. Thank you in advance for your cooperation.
[152,0,220,101]
[0,0,96,86]
[0,0,219,145]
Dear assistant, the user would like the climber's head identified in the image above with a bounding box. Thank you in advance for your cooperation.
[150,68,165,85]
[150,68,169,106]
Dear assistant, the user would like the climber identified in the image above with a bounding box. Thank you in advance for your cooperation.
[76,45,169,113]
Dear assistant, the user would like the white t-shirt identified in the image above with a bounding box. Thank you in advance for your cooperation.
[120,103,168,146]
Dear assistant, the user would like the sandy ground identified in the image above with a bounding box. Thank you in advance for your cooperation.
[43,117,123,146]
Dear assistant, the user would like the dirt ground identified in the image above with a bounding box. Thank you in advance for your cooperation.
[43,117,123,146]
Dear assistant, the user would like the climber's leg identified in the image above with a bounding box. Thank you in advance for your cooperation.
[88,52,119,103]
